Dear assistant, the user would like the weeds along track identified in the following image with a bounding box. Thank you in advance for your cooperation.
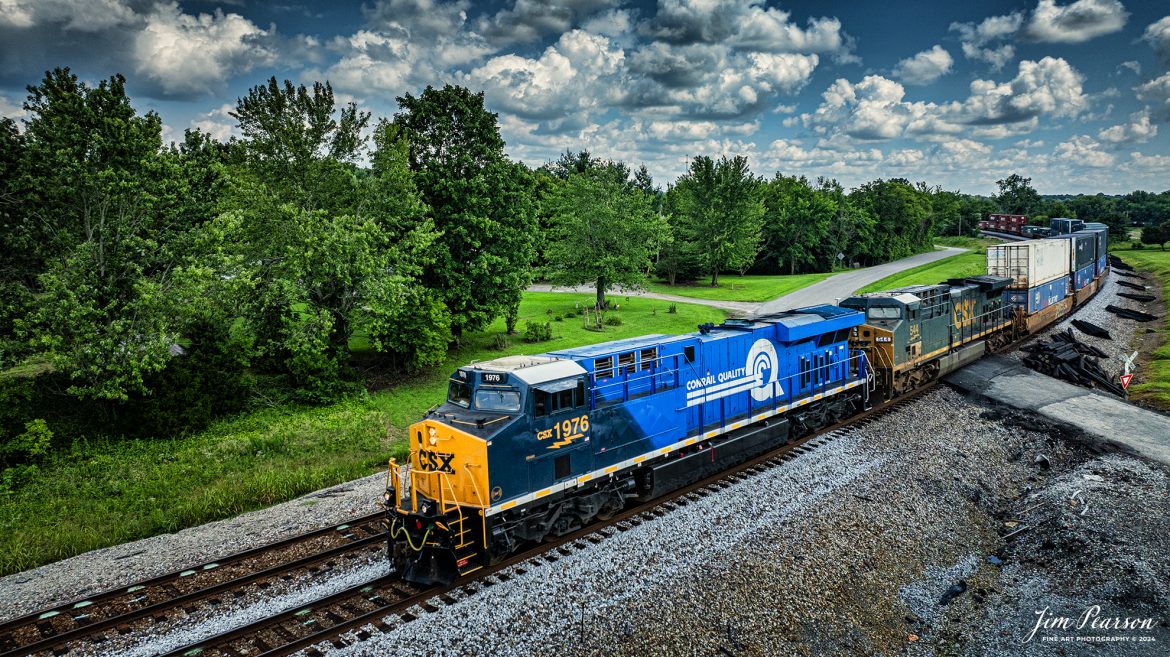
[156,388,934,657]
[0,513,388,657]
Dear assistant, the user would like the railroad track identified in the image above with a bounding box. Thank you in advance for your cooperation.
[0,512,388,657]
[153,388,933,657]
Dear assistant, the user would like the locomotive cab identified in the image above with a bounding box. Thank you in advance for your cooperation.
[387,355,589,585]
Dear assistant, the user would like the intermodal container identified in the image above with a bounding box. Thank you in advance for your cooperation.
[1047,232,1094,270]
[987,239,1071,289]
[1003,277,1069,313]
[1050,217,1084,235]
[1073,263,1096,290]
[1081,223,1109,274]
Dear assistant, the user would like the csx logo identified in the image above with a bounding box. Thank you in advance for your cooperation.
[952,298,977,328]
[418,449,455,474]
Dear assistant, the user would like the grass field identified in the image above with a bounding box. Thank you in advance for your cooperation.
[0,293,725,576]
[1111,247,1170,409]
[644,273,834,302]
[854,251,987,294]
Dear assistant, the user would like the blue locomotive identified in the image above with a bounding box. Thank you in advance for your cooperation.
[387,305,870,584]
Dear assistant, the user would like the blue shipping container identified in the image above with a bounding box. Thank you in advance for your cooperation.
[1003,276,1069,313]
[1050,217,1084,235]
[1074,263,1095,290]
[1097,255,1107,276]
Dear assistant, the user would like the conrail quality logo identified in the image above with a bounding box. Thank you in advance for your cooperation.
[685,339,781,408]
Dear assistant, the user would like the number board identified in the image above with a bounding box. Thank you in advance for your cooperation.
[481,372,508,384]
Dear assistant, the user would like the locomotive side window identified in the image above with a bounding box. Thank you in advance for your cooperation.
[596,357,614,379]
[557,387,574,410]
[684,346,696,364]
[619,351,636,374]
[448,380,471,408]
[535,392,548,416]
[639,348,657,371]
[867,307,901,320]
[575,380,586,407]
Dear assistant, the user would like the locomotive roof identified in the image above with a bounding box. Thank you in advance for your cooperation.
[549,334,683,358]
[464,355,587,385]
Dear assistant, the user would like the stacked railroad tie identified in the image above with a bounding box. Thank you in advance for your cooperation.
[1105,305,1160,322]
[1020,328,1125,396]
[1109,255,1134,272]
[1117,292,1156,303]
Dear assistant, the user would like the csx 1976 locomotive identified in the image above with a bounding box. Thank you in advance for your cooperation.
[386,228,1110,585]
[387,305,870,584]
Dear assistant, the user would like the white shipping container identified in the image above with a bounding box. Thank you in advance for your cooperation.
[986,239,1071,289]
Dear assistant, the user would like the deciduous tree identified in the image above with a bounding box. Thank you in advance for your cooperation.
[546,170,667,309]
[673,155,764,286]
[393,85,538,337]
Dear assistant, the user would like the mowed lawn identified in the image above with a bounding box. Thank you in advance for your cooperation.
[855,250,987,294]
[644,272,834,302]
[0,293,725,576]
[1111,247,1170,409]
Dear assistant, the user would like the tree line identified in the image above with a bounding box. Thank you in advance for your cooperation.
[0,68,1167,456]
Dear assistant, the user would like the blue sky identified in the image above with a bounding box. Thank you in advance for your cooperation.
[2,0,1169,195]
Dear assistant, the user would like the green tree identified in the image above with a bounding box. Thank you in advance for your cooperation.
[956,194,999,236]
[673,155,764,285]
[213,84,447,393]
[995,173,1042,215]
[11,69,210,401]
[231,77,369,213]
[1141,221,1170,251]
[393,85,538,337]
[546,171,668,309]
[760,174,835,274]
[1068,194,1126,233]
[850,178,934,263]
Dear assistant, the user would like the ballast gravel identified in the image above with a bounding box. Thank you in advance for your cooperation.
[0,472,388,622]
[77,555,389,657]
[313,387,1170,657]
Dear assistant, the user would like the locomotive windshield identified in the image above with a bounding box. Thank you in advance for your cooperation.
[448,380,471,407]
[474,388,521,412]
[867,306,902,320]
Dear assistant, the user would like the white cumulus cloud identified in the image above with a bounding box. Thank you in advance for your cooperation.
[1136,73,1170,120]
[1054,135,1115,167]
[467,29,626,121]
[950,12,1023,70]
[1026,0,1128,43]
[892,45,954,85]
[133,2,275,98]
[1143,16,1170,65]
[0,0,136,31]
[1098,109,1157,144]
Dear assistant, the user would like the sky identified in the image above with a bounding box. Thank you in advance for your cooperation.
[1,0,1169,196]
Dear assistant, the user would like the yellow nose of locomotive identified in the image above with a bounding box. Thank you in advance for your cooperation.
[405,419,490,510]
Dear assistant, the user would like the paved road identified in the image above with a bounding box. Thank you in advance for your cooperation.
[755,246,967,315]
[529,245,969,316]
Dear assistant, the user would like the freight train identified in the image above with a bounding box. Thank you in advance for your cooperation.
[384,228,1110,585]
[978,215,1100,240]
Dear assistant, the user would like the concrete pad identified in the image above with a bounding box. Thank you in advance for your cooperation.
[946,355,1170,467]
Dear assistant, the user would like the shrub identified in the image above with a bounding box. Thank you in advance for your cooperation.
[564,309,577,318]
[604,315,624,326]
[667,303,678,314]
[554,315,564,322]
[524,321,553,342]
[491,334,511,350]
